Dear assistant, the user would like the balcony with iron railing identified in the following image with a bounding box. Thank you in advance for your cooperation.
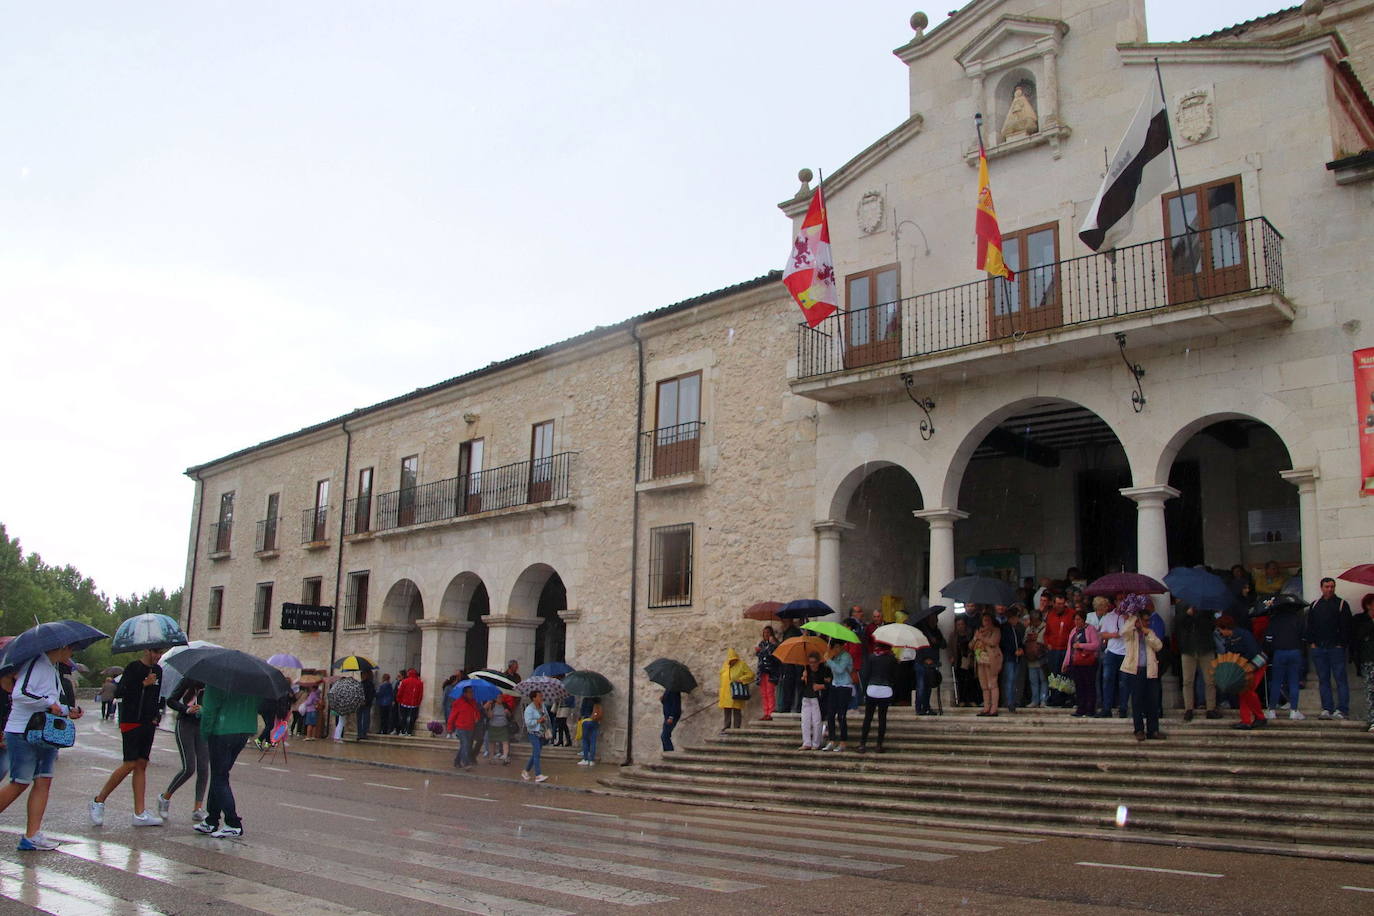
[637,421,704,487]
[793,217,1291,401]
[255,516,280,554]
[374,451,575,533]
[301,506,329,546]
[209,520,232,557]
[344,494,372,536]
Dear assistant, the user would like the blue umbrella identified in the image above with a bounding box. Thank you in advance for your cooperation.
[777,598,835,620]
[266,653,305,668]
[1163,567,1233,612]
[447,678,500,703]
[111,613,189,653]
[532,661,573,677]
[0,620,108,669]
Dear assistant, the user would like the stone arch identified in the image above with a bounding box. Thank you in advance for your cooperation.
[439,571,486,622]
[1147,394,1310,487]
[937,396,1137,509]
[381,578,424,625]
[508,563,559,620]
[824,458,927,522]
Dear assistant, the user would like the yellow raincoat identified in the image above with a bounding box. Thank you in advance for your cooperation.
[717,649,754,710]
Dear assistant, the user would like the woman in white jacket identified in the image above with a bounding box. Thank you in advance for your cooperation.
[0,644,85,851]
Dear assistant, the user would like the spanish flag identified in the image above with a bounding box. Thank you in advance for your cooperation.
[975,146,1014,281]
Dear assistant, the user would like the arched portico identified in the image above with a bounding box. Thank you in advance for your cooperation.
[485,563,562,677]
[373,578,423,682]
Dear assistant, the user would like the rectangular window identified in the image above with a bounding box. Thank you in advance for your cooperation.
[207,587,224,630]
[844,265,900,368]
[308,479,329,542]
[260,492,280,551]
[458,439,484,514]
[1163,175,1247,302]
[529,420,555,502]
[989,222,1060,337]
[253,582,274,633]
[214,491,235,553]
[302,576,323,606]
[649,523,694,608]
[353,467,373,534]
[398,455,418,526]
[345,571,370,628]
[652,372,702,477]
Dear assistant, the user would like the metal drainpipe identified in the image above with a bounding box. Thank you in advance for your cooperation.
[328,422,353,673]
[184,472,205,637]
[625,327,645,766]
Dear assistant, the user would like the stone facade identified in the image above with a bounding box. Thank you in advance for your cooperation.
[183,0,1374,760]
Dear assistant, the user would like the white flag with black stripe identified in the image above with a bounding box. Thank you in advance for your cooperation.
[1078,78,1176,252]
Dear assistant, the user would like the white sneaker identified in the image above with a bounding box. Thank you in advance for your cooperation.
[1333,711,1347,720]
[210,825,243,838]
[1319,710,1333,720]
[520,771,531,781]
[821,742,836,752]
[1264,709,1277,720]
[534,775,549,783]
[1290,709,1306,721]
[192,808,208,823]
[1278,703,1291,711]
[157,795,171,818]
[88,799,105,826]
[132,811,164,827]
[1367,723,1374,732]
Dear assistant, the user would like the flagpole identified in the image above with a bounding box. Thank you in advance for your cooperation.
[974,114,1013,308]
[1153,59,1186,200]
[1155,57,1202,302]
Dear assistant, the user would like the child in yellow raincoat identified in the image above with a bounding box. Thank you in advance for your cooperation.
[718,649,754,733]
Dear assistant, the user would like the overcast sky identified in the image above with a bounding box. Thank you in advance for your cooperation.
[0,1,1292,599]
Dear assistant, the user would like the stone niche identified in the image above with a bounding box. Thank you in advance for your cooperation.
[956,15,1071,162]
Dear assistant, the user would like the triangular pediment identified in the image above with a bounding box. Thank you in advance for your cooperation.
[955,15,1069,73]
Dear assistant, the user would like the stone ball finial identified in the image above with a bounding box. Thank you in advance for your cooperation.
[1301,0,1324,15]
[798,168,814,183]
[910,11,929,34]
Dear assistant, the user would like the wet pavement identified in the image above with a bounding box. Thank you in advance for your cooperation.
[1,718,1374,914]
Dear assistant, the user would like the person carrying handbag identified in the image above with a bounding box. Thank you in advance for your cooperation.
[717,649,754,734]
[1062,610,1101,717]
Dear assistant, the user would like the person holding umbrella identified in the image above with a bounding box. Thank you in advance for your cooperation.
[754,626,780,721]
[155,679,209,824]
[194,681,258,837]
[90,646,167,828]
[1,639,89,851]
[446,684,481,769]
[660,689,681,752]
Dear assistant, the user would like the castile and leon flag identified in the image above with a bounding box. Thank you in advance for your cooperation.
[782,187,839,328]
[975,145,1014,281]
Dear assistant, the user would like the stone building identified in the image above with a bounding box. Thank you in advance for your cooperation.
[182,0,1374,760]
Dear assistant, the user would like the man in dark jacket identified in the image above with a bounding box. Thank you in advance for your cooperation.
[660,690,682,751]
[1304,578,1352,720]
[999,608,1026,713]
[1265,598,1307,719]
[1175,603,1220,720]
[777,620,803,714]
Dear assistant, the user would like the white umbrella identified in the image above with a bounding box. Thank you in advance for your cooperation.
[872,623,930,650]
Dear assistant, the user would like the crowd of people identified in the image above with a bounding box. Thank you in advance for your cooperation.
[727,567,1374,749]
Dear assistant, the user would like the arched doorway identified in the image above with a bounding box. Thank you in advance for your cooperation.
[832,462,927,615]
[953,399,1132,589]
[440,572,485,679]
[379,579,423,676]
[463,583,490,673]
[534,574,567,669]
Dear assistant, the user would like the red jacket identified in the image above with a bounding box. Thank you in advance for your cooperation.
[395,674,424,706]
[1044,610,1075,650]
[446,696,481,731]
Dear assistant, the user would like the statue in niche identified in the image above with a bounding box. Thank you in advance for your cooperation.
[1001,82,1039,141]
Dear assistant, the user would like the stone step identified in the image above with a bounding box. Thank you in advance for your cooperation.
[598,772,1374,854]
[743,714,1370,738]
[601,769,1374,848]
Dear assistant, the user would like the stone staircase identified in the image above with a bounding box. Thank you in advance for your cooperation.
[598,709,1374,859]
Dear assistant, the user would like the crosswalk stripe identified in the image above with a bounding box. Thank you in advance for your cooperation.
[363,782,411,791]
[164,834,571,916]
[260,766,289,773]
[309,774,344,781]
[54,839,373,915]
[521,804,618,818]
[392,826,763,893]
[416,818,838,882]
[295,829,676,906]
[0,857,161,916]
[279,802,376,822]
[516,818,902,874]
[613,816,953,863]
[443,793,498,803]
[634,809,1016,850]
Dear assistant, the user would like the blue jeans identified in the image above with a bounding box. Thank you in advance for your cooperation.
[661,718,676,751]
[1272,649,1303,709]
[914,665,934,713]
[580,721,599,761]
[525,733,544,776]
[453,729,473,767]
[206,733,248,829]
[1001,659,1025,711]
[1102,652,1126,714]
[1027,665,1048,706]
[356,705,371,739]
[1311,646,1351,715]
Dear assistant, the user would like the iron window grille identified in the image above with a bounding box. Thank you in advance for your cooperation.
[648,523,694,608]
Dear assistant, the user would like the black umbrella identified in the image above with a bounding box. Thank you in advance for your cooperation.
[906,604,946,626]
[0,620,108,670]
[939,576,1017,607]
[563,670,614,697]
[163,647,291,699]
[328,677,365,715]
[644,658,697,692]
[472,670,519,693]
[777,598,835,620]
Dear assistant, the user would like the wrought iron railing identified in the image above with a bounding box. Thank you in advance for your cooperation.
[637,421,704,482]
[796,217,1283,379]
[255,517,280,552]
[374,452,575,531]
[209,521,232,554]
[301,506,329,544]
[344,495,372,536]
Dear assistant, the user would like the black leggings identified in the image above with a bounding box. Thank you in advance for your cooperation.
[861,698,889,745]
[826,687,851,742]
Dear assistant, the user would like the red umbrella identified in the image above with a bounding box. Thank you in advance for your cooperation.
[1084,572,1167,597]
[1338,565,1374,587]
[742,601,783,621]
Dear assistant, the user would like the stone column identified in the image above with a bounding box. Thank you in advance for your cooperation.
[1280,468,1322,601]
[365,622,412,680]
[1040,48,1059,128]
[558,609,583,665]
[913,508,968,611]
[483,615,541,679]
[1121,485,1181,707]
[415,618,470,725]
[813,520,854,615]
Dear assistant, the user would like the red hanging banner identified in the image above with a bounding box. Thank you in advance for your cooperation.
[1356,347,1374,496]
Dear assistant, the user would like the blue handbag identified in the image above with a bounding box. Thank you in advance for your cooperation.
[25,712,75,749]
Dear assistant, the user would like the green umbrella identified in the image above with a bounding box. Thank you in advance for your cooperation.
[801,620,860,643]
[563,669,614,697]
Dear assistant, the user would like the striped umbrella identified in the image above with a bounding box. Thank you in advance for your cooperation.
[472,670,521,695]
